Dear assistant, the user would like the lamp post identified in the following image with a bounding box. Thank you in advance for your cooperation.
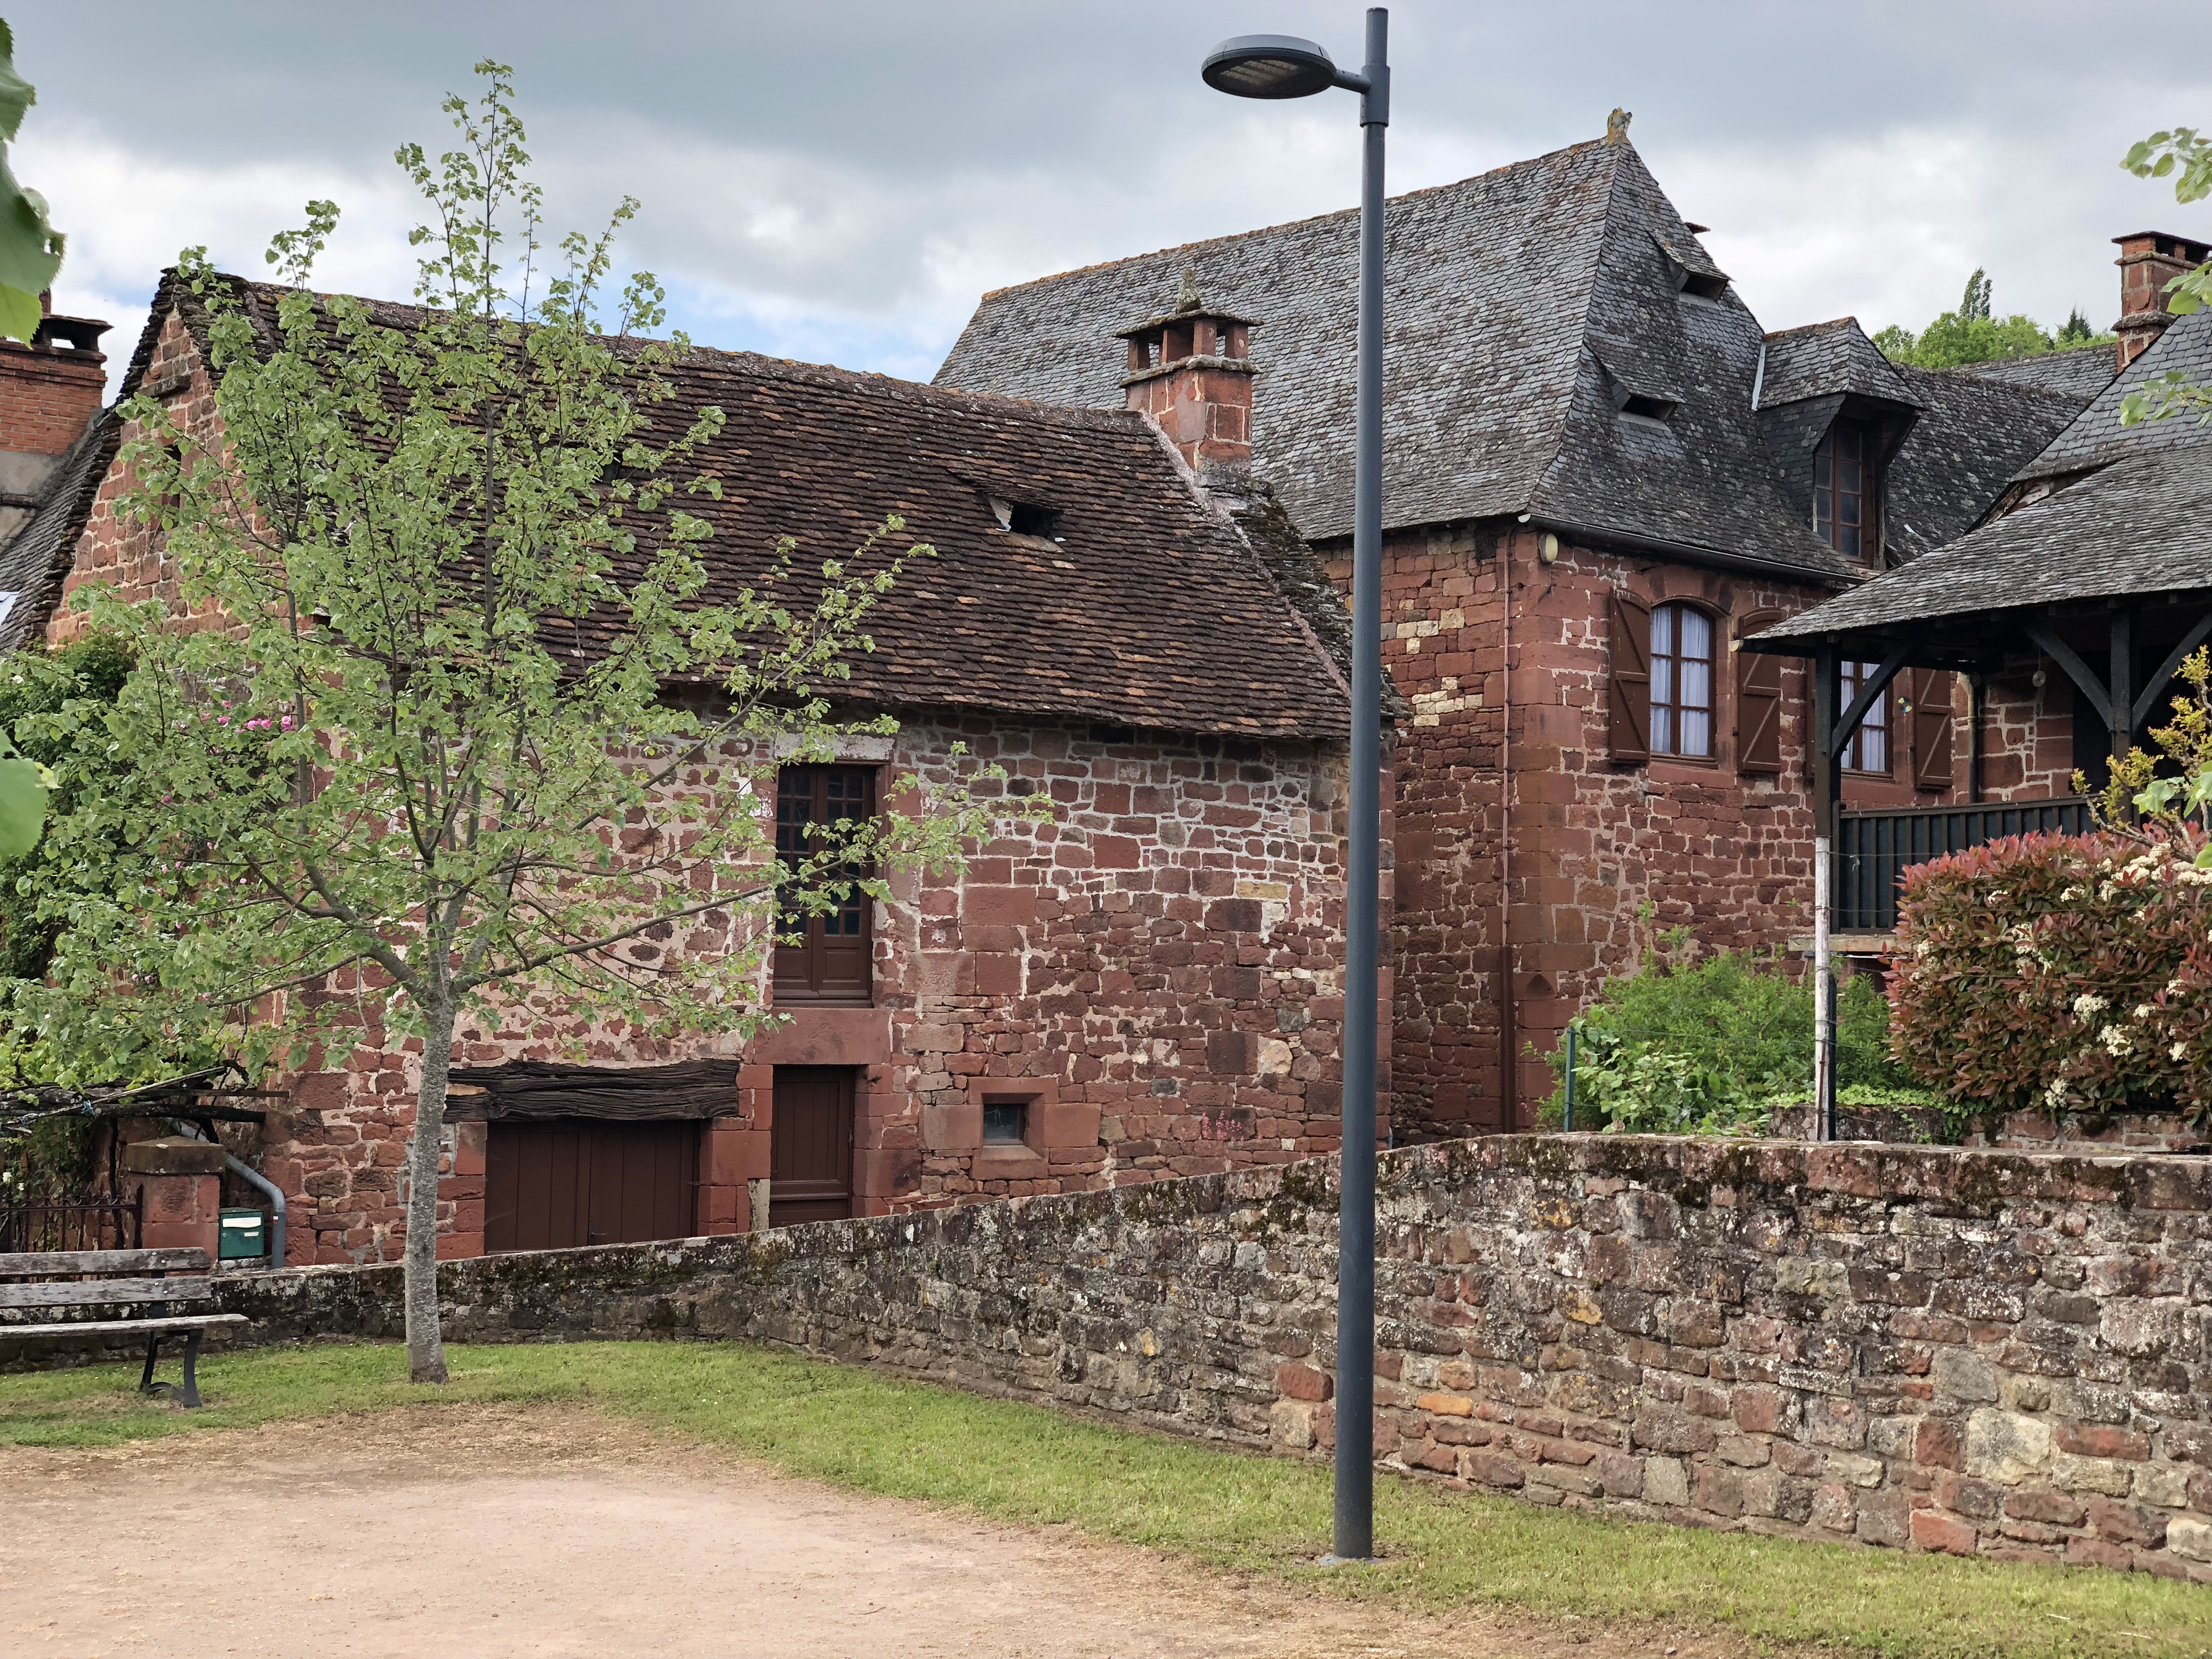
[1202,9,1389,1566]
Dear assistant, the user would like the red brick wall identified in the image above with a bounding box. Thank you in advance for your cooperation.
[1331,523,2007,1141]
[0,338,105,459]
[254,717,1381,1264]
[48,309,217,641]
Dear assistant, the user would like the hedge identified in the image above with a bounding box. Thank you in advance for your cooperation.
[1887,831,2212,1121]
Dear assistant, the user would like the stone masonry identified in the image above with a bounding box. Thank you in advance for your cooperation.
[206,1133,2212,1579]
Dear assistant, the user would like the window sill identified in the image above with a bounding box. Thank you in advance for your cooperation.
[770,988,876,1008]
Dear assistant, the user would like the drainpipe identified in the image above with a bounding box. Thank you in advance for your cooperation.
[172,1119,286,1271]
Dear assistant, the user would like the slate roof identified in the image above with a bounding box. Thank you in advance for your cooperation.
[0,276,1352,742]
[0,411,119,653]
[2017,307,2212,482]
[936,139,1845,577]
[1752,444,2212,646]
[1758,320,1921,409]
[1881,366,2090,561]
[1947,346,2117,405]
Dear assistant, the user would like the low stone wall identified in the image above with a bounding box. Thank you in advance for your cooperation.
[183,1133,2212,1579]
[1768,1102,2207,1154]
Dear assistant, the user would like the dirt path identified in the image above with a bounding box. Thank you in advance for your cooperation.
[0,1406,1745,1659]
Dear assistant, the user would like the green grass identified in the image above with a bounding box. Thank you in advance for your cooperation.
[3,1342,2206,1659]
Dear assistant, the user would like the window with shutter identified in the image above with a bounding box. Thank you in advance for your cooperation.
[1838,659,1891,774]
[1734,609,1785,774]
[1908,668,1955,791]
[1606,588,1651,763]
[1650,602,1715,758]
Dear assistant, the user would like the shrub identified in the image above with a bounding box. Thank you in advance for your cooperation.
[1550,943,1911,1134]
[1887,831,2212,1121]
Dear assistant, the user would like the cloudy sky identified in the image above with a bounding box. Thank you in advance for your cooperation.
[17,1,2212,394]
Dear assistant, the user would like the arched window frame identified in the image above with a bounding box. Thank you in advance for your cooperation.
[1649,599,1720,760]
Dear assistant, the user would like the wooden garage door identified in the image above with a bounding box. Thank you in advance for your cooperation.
[484,1119,701,1253]
[770,1067,854,1228]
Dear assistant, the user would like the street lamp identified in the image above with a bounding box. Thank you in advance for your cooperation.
[1203,9,1390,1567]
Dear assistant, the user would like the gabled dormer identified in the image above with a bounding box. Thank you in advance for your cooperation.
[1755,319,1924,567]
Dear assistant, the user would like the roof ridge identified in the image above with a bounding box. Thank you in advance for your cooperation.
[1762,317,1863,341]
[971,136,1614,305]
[1525,144,1629,514]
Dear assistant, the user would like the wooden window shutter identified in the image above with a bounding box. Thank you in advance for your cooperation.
[1909,668,1955,790]
[1606,588,1651,762]
[1734,609,1785,774]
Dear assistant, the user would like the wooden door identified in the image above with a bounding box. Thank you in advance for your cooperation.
[485,1119,701,1253]
[770,1067,855,1227]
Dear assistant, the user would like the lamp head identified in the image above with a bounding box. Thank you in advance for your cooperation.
[1201,34,1338,99]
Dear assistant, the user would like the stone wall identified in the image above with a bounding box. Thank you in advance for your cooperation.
[48,304,1382,1267]
[1343,521,1958,1141]
[205,1133,2212,1578]
[1768,1102,2208,1155]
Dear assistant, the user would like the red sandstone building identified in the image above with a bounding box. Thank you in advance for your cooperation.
[938,126,2198,1137]
[1,124,2203,1258]
[0,281,1378,1263]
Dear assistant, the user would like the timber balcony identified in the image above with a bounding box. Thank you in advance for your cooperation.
[1834,796,2093,935]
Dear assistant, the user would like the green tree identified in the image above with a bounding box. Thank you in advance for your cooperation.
[0,19,60,346]
[1872,269,2073,368]
[1873,269,2120,369]
[25,65,1014,1383]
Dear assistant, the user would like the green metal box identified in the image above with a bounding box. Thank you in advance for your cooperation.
[218,1207,267,1261]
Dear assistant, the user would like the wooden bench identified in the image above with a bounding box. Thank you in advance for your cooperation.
[0,1248,247,1407]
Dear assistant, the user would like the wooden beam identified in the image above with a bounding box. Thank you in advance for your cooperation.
[2024,621,2115,729]
[2131,608,2212,731]
[1829,642,1913,753]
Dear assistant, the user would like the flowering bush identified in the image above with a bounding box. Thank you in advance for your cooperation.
[1887,831,2212,1122]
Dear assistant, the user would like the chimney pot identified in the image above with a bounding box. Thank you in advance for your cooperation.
[2112,230,2211,371]
[1115,289,1260,471]
[0,303,108,530]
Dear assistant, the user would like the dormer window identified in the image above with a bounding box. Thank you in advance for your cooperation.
[1621,394,1677,421]
[1679,270,1728,301]
[1813,421,1875,560]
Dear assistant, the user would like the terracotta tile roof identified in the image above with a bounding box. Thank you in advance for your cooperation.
[2,272,1351,740]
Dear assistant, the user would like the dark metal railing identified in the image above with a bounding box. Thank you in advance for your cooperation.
[0,1192,142,1254]
[1836,797,2094,932]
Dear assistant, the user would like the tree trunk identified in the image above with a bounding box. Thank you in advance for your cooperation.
[403,998,457,1384]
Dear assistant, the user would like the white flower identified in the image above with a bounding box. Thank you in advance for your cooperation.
[2059,886,2084,901]
[2174,1042,2190,1062]
[2134,1004,2155,1021]
[2072,993,2109,1021]
[2100,1025,2132,1056]
[2044,1078,2070,1109]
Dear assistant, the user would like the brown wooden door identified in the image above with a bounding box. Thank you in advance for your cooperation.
[484,1119,701,1253]
[773,766,876,1003]
[770,1068,855,1227]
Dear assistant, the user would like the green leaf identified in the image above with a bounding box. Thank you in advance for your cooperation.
[0,279,36,345]
[0,756,49,858]
[0,150,60,295]
[0,18,30,144]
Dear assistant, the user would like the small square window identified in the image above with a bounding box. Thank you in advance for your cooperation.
[982,1099,1027,1145]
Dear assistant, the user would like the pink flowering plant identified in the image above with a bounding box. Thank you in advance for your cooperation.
[22,66,1033,1384]
[1887,832,2212,1123]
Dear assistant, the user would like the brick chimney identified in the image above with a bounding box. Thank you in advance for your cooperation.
[2113,231,2211,370]
[1117,273,1259,473]
[0,291,109,537]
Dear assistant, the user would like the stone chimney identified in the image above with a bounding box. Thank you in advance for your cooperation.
[2113,231,2211,371]
[1117,273,1259,473]
[0,291,109,538]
